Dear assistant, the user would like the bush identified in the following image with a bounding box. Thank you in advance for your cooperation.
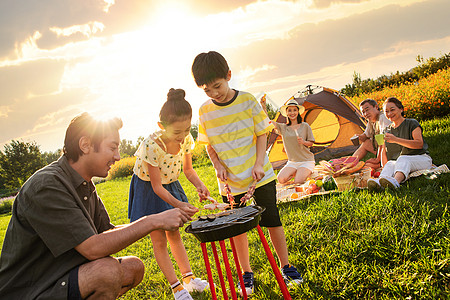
[191,141,211,167]
[0,196,14,215]
[350,68,450,121]
[107,157,136,180]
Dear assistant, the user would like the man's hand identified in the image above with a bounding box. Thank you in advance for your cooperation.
[366,158,379,164]
[154,208,192,231]
[358,133,368,142]
[177,202,199,218]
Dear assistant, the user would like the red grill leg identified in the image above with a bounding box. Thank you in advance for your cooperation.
[211,242,229,300]
[219,240,238,300]
[229,237,248,300]
[256,225,292,300]
[200,242,217,300]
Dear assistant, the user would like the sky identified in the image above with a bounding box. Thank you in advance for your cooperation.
[1,0,450,152]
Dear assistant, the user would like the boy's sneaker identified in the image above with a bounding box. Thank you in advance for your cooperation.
[367,178,381,191]
[281,264,303,286]
[379,176,400,189]
[237,271,254,296]
[173,287,193,300]
[183,277,209,293]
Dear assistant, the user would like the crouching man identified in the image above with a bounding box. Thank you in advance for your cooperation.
[0,112,192,299]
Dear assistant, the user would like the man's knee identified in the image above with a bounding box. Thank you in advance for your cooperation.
[120,256,145,288]
[79,257,124,298]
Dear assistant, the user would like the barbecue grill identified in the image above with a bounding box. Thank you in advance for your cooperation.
[185,205,292,299]
[185,205,265,243]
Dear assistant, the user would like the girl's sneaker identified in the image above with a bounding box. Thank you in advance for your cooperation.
[173,287,193,300]
[237,271,254,296]
[182,277,209,292]
[281,264,303,286]
[379,176,400,189]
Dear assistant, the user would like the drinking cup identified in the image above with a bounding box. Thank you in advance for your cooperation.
[375,133,385,145]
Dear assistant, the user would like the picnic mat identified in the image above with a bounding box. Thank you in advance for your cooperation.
[276,184,336,204]
[276,164,449,203]
[409,164,449,178]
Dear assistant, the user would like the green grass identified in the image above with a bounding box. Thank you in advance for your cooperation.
[0,118,449,299]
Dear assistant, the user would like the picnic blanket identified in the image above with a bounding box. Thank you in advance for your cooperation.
[409,164,449,178]
[276,164,449,203]
[276,183,336,204]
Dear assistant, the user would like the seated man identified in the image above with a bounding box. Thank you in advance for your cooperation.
[0,112,192,300]
[353,99,391,169]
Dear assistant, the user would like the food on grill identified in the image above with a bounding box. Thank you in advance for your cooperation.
[203,196,230,211]
[223,182,235,208]
[241,180,257,205]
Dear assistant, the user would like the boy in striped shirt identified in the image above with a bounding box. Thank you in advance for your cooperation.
[191,51,303,295]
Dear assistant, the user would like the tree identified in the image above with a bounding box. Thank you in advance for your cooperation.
[42,149,62,164]
[0,140,46,190]
[190,123,199,140]
[119,139,137,158]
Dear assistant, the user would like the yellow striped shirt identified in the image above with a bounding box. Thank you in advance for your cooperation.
[198,90,276,195]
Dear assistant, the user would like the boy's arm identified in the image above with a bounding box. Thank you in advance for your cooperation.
[252,133,267,181]
[206,144,227,182]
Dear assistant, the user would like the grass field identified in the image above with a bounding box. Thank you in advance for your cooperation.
[0,116,449,299]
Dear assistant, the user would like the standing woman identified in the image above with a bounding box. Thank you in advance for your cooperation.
[262,98,315,185]
[368,97,432,190]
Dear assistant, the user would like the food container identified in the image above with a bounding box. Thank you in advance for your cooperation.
[185,205,265,243]
[333,167,371,191]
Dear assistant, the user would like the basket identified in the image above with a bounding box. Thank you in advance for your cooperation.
[333,167,371,191]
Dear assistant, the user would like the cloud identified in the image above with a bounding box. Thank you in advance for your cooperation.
[0,59,66,107]
[227,0,450,91]
[312,0,369,9]
[186,0,256,16]
[0,88,93,148]
[0,0,161,59]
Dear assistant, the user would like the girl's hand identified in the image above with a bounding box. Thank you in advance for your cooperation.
[297,136,305,145]
[215,164,228,182]
[252,164,265,182]
[197,184,210,201]
[178,202,198,217]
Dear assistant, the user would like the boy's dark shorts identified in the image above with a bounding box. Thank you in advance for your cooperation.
[222,180,282,227]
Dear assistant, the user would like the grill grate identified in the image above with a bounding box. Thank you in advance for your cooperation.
[191,206,260,230]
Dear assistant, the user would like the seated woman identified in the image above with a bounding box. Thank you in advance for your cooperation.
[368,97,432,190]
[262,98,315,185]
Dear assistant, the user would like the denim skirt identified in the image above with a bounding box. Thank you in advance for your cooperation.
[128,174,188,222]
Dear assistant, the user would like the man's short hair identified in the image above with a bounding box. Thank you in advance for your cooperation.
[63,112,123,162]
[359,98,379,110]
[192,51,229,86]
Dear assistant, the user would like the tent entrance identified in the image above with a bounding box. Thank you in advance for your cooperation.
[304,108,340,146]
